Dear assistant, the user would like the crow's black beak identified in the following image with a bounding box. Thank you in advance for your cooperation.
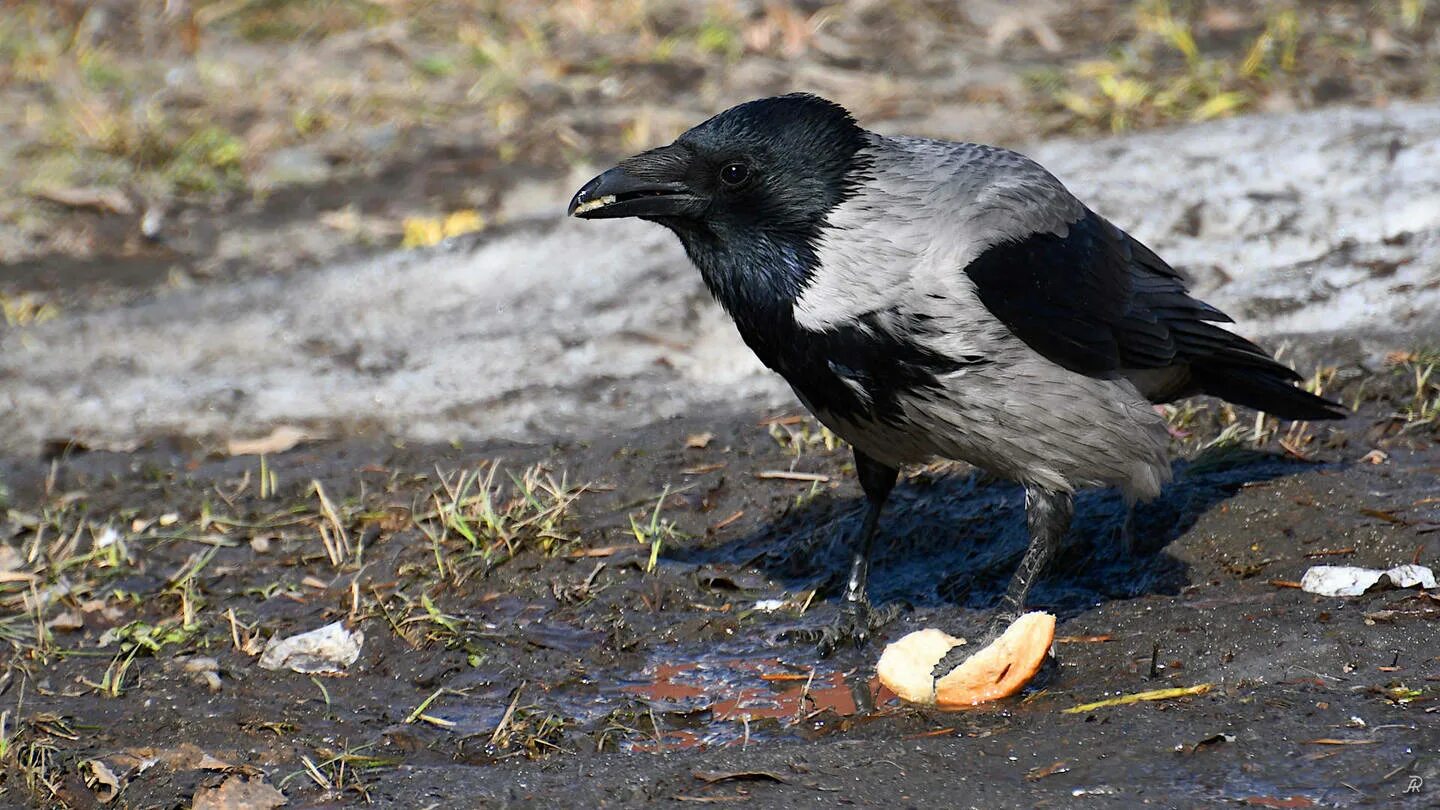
[568,165,701,220]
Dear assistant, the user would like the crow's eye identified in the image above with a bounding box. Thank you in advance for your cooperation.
[719,163,750,186]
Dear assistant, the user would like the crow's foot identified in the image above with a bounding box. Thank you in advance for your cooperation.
[929,610,1019,680]
[806,600,900,656]
[818,601,900,656]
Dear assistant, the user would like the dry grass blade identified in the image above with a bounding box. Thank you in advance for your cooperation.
[311,480,353,568]
[754,470,830,483]
[300,754,333,790]
[403,688,457,728]
[1063,683,1214,714]
[490,683,525,747]
[1305,737,1380,745]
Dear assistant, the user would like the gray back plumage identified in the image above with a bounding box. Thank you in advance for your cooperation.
[795,135,1082,335]
[791,135,1173,500]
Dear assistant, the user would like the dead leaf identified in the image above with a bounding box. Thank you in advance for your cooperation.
[401,209,485,248]
[1025,760,1071,781]
[966,2,1064,54]
[123,743,232,772]
[693,770,789,785]
[47,610,85,631]
[1198,6,1244,30]
[32,186,134,215]
[685,432,715,449]
[191,774,286,810]
[189,751,232,772]
[0,545,32,583]
[319,206,360,232]
[0,544,23,572]
[226,426,309,456]
[85,759,122,803]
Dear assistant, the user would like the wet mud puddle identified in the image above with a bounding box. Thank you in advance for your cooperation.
[435,628,1058,758]
[426,640,914,754]
[614,653,893,752]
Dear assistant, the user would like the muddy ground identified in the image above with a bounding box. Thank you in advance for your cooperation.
[1,352,1438,807]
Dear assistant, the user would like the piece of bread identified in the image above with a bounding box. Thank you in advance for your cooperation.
[876,612,1056,708]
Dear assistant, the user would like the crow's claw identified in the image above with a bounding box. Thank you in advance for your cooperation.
[929,610,1018,680]
[815,600,900,656]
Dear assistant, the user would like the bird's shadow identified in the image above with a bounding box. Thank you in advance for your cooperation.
[675,447,1321,618]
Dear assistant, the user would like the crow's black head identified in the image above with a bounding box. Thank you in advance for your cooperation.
[569,93,867,235]
[569,94,869,311]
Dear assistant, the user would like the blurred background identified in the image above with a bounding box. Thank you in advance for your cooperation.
[1,1,1438,453]
[4,0,1438,293]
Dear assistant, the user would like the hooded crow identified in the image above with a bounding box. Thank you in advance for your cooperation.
[568,93,1344,664]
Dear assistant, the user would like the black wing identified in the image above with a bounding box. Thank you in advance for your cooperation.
[963,209,1344,420]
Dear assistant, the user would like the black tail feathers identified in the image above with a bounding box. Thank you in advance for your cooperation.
[1192,364,1346,421]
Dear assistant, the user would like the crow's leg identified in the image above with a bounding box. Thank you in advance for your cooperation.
[816,451,898,655]
[998,486,1073,617]
[1118,501,1138,556]
[931,485,1072,678]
